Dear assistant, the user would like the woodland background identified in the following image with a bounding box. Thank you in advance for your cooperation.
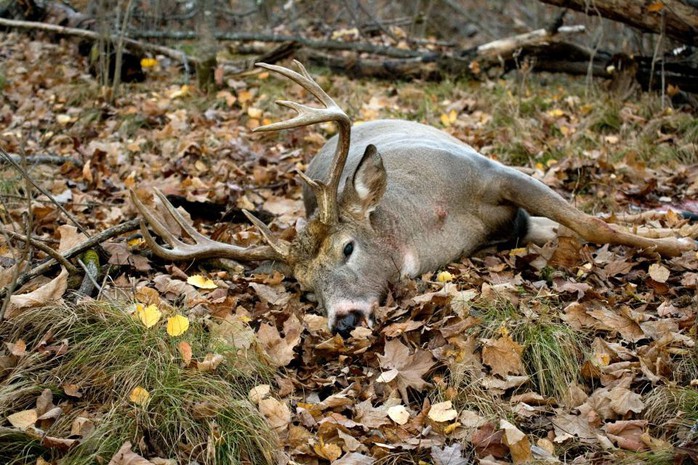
[1,1,698,464]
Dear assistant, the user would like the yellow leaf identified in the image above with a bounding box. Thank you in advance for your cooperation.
[247,107,263,119]
[129,386,150,405]
[509,247,527,257]
[444,421,461,434]
[136,304,161,328]
[187,275,218,289]
[237,89,253,104]
[140,57,157,68]
[128,237,145,248]
[439,109,458,127]
[167,315,190,337]
[169,85,189,99]
[547,108,565,118]
[437,271,453,282]
[647,1,664,12]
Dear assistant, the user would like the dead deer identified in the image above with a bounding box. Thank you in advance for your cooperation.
[131,61,696,337]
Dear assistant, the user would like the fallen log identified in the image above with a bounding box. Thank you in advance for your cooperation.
[538,0,698,46]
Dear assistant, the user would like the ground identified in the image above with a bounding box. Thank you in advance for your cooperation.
[1,31,698,464]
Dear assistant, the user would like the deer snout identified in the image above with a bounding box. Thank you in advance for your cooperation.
[332,310,364,338]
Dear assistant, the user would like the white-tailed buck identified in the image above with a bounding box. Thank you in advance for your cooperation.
[131,61,696,337]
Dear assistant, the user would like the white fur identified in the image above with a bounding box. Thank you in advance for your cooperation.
[400,251,420,278]
[355,178,371,199]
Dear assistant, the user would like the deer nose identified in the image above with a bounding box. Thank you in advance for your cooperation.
[333,311,363,338]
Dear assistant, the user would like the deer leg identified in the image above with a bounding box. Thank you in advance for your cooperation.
[495,168,696,257]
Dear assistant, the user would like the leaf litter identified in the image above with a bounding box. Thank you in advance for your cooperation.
[0,32,697,464]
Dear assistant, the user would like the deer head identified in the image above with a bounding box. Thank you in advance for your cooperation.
[131,61,396,336]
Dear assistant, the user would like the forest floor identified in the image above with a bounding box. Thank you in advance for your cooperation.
[1,31,698,465]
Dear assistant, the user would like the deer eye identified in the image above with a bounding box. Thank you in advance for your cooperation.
[343,241,354,258]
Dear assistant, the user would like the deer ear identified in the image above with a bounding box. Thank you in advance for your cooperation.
[342,144,387,219]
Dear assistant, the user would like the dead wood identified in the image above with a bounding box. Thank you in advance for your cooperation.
[127,30,424,59]
[0,16,197,67]
[0,219,140,301]
[538,0,698,46]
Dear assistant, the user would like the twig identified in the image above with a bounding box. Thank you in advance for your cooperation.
[0,17,198,66]
[0,154,83,167]
[0,148,90,237]
[0,228,79,274]
[125,29,424,58]
[0,219,140,299]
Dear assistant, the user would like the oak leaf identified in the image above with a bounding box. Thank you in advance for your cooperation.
[257,314,302,367]
[482,334,524,377]
[431,443,468,465]
[377,339,435,403]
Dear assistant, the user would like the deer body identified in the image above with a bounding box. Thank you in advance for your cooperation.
[132,61,695,338]
[305,119,529,277]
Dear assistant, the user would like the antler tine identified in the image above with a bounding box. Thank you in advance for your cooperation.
[253,60,351,225]
[130,189,288,262]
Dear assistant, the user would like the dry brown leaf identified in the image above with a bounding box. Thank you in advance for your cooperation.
[258,397,291,433]
[209,313,255,350]
[249,282,291,306]
[387,405,410,425]
[198,353,224,372]
[57,225,88,253]
[354,400,390,429]
[552,412,596,443]
[6,339,27,356]
[481,335,524,377]
[177,341,192,366]
[70,416,96,437]
[430,443,468,465]
[7,409,38,429]
[500,419,532,464]
[587,307,644,342]
[428,401,458,422]
[332,452,376,465]
[108,441,155,465]
[257,314,302,367]
[648,263,670,283]
[7,267,68,319]
[249,385,271,404]
[377,339,435,403]
[604,420,648,451]
[313,439,342,461]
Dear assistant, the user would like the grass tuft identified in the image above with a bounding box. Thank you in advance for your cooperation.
[645,386,698,443]
[0,302,276,465]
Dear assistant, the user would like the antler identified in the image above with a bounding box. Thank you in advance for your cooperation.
[254,60,351,226]
[130,189,289,262]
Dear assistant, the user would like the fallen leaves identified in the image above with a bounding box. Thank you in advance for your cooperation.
[257,314,302,367]
[6,267,68,319]
[377,339,435,403]
[482,334,525,377]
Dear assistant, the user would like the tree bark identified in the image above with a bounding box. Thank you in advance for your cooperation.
[538,0,698,46]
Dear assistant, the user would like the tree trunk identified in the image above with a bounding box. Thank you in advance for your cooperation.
[538,0,698,46]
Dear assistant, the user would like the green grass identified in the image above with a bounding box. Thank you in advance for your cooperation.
[0,302,276,465]
[467,296,585,401]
